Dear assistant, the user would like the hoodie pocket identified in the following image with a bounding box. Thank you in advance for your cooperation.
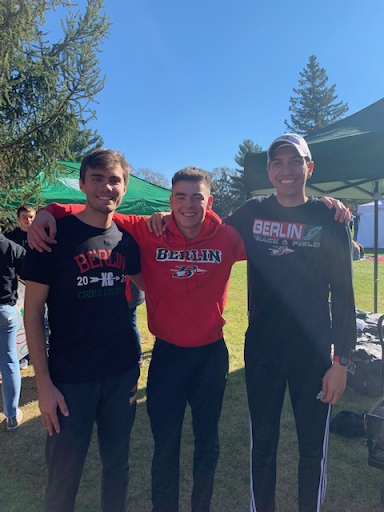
[150,298,225,347]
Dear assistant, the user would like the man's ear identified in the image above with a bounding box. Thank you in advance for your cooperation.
[307,161,315,178]
[207,195,214,209]
[79,179,85,193]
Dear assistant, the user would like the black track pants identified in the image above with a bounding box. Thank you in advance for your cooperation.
[147,338,229,512]
[245,337,331,512]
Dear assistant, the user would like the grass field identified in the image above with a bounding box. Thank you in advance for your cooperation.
[0,256,384,511]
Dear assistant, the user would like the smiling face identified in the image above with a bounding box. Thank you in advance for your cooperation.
[79,165,127,222]
[170,180,213,239]
[267,146,314,206]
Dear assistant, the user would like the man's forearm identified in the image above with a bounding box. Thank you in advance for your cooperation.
[24,306,52,390]
[128,273,145,292]
[44,202,146,244]
[44,202,84,218]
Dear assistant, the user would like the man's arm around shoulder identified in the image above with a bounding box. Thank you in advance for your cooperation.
[24,281,69,435]
[28,203,149,251]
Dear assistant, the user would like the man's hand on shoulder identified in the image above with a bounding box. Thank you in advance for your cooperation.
[319,196,351,224]
[146,212,171,236]
[28,209,58,252]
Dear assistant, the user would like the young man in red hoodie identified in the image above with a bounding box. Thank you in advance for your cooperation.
[28,167,247,512]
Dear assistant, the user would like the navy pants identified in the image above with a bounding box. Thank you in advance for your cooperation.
[147,338,229,512]
[43,366,139,512]
[245,336,331,512]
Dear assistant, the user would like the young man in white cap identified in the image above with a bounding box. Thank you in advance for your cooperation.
[225,133,356,512]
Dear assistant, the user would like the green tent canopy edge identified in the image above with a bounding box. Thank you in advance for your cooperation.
[40,161,171,216]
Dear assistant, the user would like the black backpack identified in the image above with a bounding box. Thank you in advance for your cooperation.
[347,348,383,397]
[330,410,366,438]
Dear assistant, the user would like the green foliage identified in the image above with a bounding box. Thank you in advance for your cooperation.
[65,125,104,162]
[210,166,239,218]
[0,0,110,226]
[231,139,262,209]
[285,55,349,135]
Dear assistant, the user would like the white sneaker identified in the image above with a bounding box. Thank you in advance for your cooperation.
[19,358,28,369]
[6,409,23,431]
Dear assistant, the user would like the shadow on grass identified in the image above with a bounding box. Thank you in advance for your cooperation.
[2,365,384,511]
[0,365,250,512]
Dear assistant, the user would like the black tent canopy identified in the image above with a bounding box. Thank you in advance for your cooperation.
[244,98,384,311]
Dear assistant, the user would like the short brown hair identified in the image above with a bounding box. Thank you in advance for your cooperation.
[172,167,211,193]
[17,205,36,217]
[80,149,131,185]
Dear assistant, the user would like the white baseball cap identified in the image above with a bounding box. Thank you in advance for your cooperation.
[267,133,312,165]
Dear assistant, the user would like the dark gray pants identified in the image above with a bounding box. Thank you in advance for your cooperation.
[43,366,139,512]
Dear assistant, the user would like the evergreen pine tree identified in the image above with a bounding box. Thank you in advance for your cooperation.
[285,55,349,135]
[230,139,262,208]
[0,0,110,228]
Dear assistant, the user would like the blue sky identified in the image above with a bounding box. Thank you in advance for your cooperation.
[50,0,384,181]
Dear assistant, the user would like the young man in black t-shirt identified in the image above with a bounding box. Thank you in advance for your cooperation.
[6,205,36,368]
[22,149,144,512]
[6,205,36,249]
[226,134,356,512]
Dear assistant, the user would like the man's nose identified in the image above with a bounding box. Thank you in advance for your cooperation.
[184,196,194,206]
[282,162,294,172]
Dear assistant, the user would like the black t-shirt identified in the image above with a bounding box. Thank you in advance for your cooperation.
[226,195,356,358]
[5,228,28,249]
[0,234,25,305]
[22,216,142,383]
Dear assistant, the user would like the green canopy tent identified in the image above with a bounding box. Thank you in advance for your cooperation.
[244,98,384,311]
[40,161,171,216]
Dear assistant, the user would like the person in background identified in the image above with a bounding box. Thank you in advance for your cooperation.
[6,205,37,369]
[6,205,36,249]
[0,232,25,430]
[353,211,360,241]
[352,239,364,260]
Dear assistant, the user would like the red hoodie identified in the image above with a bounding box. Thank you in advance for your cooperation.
[46,204,246,347]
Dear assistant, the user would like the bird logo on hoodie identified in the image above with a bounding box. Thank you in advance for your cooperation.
[170,265,208,278]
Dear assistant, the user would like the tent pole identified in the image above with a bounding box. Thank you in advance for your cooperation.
[374,181,379,313]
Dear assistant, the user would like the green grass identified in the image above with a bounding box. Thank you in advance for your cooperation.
[352,249,384,313]
[0,258,384,511]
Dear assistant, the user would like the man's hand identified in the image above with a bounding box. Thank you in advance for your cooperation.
[320,363,348,405]
[38,382,69,436]
[28,209,58,252]
[146,212,171,236]
[320,196,351,224]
